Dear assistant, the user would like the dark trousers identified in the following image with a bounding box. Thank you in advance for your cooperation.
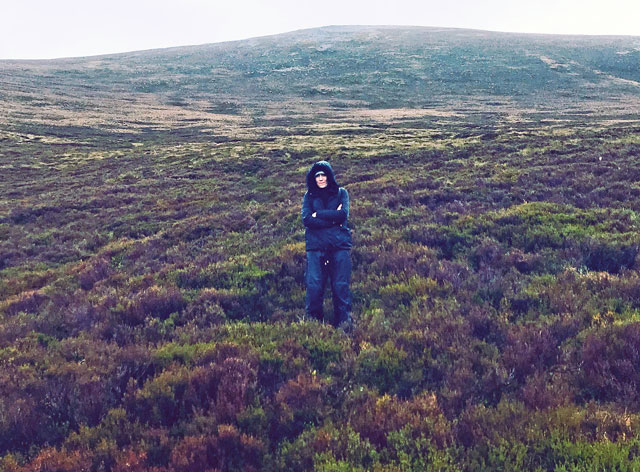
[305,250,352,325]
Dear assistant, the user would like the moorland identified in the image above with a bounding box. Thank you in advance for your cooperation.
[2,26,640,471]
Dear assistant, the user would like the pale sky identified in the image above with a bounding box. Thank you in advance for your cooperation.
[2,0,640,60]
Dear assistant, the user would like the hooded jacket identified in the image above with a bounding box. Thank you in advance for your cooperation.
[301,161,352,252]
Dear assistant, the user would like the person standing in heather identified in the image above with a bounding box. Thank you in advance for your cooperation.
[301,161,353,332]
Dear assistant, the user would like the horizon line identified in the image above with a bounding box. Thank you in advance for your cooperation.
[3,24,639,62]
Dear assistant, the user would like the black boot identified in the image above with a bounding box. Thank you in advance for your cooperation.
[336,314,354,334]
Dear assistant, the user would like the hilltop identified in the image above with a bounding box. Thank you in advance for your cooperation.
[1,26,640,471]
[2,25,640,142]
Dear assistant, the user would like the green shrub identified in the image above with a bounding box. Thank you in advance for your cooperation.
[355,341,408,395]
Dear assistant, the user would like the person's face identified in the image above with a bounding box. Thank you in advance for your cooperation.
[315,174,327,188]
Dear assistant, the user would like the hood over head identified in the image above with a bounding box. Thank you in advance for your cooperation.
[306,161,339,195]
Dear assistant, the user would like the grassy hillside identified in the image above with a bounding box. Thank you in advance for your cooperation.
[2,26,640,471]
[2,25,640,138]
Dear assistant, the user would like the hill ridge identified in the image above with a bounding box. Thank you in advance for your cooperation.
[1,25,640,143]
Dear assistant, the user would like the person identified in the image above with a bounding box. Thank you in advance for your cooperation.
[301,161,353,332]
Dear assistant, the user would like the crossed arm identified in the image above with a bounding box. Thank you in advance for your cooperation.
[301,190,349,229]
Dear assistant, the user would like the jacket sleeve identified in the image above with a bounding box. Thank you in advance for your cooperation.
[302,192,334,229]
[315,188,349,225]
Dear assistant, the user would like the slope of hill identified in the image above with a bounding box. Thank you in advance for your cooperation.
[2,25,640,141]
[2,26,640,471]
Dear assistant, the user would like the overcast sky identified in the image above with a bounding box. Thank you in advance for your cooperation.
[2,0,640,60]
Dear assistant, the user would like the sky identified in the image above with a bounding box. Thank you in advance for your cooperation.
[2,0,640,60]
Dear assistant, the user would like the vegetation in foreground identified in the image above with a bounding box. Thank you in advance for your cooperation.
[2,23,640,472]
[2,113,640,471]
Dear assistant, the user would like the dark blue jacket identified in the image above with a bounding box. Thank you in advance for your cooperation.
[301,161,352,252]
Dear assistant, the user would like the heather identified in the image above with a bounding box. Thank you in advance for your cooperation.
[2,26,640,471]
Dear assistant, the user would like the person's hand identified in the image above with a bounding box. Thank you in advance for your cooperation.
[312,212,317,217]
[337,204,342,211]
